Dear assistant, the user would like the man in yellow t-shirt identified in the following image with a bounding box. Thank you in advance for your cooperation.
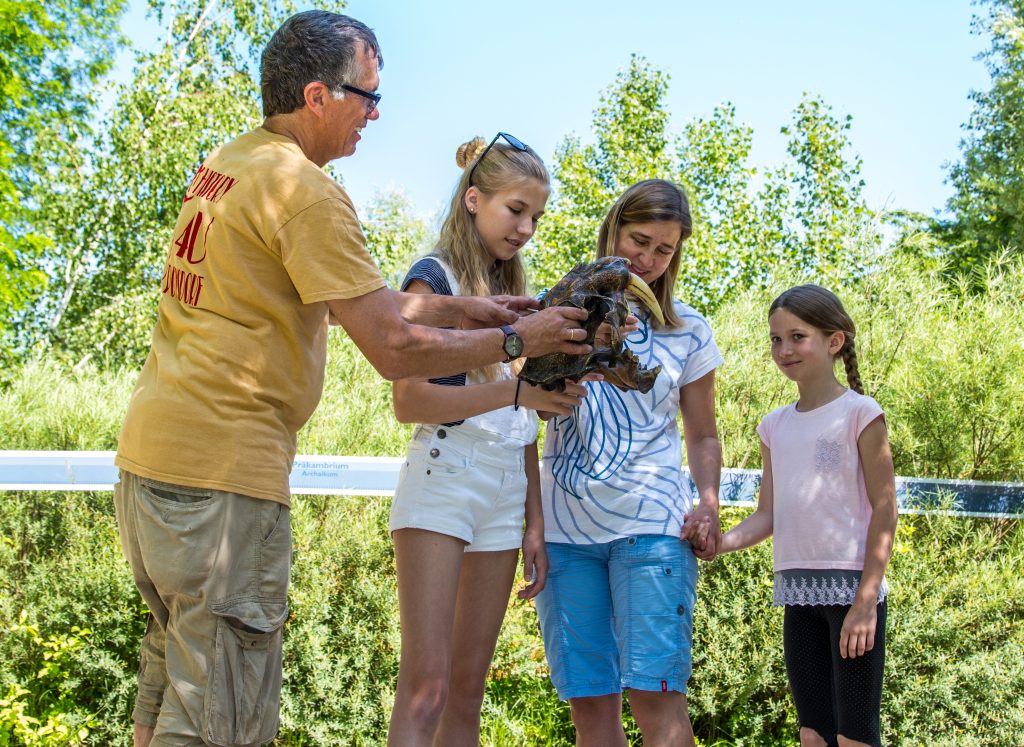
[113,11,589,747]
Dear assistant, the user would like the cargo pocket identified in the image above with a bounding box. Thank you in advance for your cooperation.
[622,555,687,681]
[204,599,287,747]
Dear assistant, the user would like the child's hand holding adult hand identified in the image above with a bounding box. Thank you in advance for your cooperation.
[691,531,721,561]
[682,503,721,557]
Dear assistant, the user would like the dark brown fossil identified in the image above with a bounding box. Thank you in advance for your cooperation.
[517,256,664,393]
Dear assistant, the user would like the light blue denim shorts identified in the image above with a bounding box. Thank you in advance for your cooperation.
[535,535,698,700]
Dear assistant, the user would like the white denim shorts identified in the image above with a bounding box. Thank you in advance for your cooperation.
[390,424,528,552]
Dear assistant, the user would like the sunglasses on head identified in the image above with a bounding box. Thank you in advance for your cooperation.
[468,132,529,186]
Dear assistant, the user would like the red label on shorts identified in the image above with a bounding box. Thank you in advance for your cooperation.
[661,680,668,692]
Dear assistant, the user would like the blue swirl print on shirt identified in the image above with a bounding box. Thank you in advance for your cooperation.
[545,304,717,543]
[549,312,663,499]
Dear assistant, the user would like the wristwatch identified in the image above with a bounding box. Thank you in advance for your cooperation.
[500,324,524,362]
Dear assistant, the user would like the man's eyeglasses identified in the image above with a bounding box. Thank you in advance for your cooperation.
[468,132,529,186]
[340,83,381,114]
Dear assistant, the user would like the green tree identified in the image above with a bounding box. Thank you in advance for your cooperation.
[529,56,879,311]
[10,0,349,370]
[361,189,432,287]
[0,0,126,356]
[529,55,677,292]
[941,0,1024,271]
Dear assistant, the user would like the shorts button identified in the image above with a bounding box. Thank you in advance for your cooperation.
[426,469,431,475]
[437,429,447,439]
[429,448,440,458]
[627,537,636,545]
[677,604,685,615]
[664,567,672,575]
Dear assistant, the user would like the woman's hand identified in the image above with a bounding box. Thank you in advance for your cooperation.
[518,527,548,599]
[690,528,722,562]
[682,502,721,557]
[682,512,720,561]
[593,314,640,348]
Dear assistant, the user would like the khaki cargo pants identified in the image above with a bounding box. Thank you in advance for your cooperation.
[114,470,291,747]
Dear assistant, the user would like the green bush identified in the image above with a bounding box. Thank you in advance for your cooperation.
[695,508,1024,747]
[2,492,1020,746]
[279,495,400,744]
[0,490,145,746]
[1,253,1022,745]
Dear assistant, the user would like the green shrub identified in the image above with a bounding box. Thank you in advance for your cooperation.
[881,512,1024,745]
[0,362,133,451]
[0,254,1022,745]
[279,495,400,744]
[3,492,1019,746]
[0,491,144,747]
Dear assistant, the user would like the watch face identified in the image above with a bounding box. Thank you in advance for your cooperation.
[504,331,524,358]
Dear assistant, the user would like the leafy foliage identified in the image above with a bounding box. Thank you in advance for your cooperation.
[2,258,1023,743]
[5,0,360,371]
[1,490,1020,746]
[528,56,878,313]
[0,0,126,357]
[360,190,432,288]
[940,0,1024,271]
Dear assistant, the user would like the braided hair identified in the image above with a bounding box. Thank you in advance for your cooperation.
[769,284,865,394]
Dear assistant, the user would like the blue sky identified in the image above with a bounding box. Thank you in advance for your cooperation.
[119,0,989,223]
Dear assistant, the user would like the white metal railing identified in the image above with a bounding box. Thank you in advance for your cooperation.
[0,451,402,496]
[0,451,1021,518]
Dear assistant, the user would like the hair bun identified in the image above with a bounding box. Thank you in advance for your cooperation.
[456,137,487,170]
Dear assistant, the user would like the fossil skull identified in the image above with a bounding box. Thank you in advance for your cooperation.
[517,256,664,393]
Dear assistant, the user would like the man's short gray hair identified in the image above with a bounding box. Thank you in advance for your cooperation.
[261,10,383,117]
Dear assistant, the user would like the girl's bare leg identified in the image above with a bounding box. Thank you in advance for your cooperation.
[433,548,519,746]
[388,529,467,747]
[800,727,829,746]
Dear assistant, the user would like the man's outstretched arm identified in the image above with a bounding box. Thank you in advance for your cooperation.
[328,287,590,381]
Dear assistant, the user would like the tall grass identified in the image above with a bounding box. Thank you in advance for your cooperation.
[1,254,1022,745]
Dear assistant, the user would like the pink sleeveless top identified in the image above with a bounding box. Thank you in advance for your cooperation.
[757,389,885,573]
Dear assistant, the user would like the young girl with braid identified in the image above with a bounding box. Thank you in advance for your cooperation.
[705,284,898,747]
[386,134,593,746]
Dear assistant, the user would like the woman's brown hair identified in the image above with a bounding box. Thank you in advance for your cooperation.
[595,179,692,329]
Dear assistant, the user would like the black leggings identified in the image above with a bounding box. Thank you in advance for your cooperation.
[783,601,887,747]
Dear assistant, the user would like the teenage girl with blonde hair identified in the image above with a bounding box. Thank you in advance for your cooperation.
[708,284,898,747]
[386,133,592,746]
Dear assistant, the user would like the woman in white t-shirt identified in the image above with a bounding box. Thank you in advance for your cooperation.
[712,284,898,747]
[534,179,725,745]
[385,134,592,746]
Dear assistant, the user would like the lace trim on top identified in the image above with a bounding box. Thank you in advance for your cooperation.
[772,569,889,607]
